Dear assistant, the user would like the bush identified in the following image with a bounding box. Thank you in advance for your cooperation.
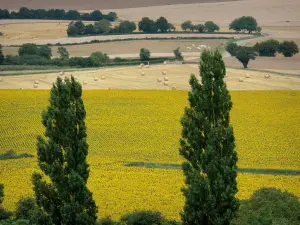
[20,55,50,65]
[120,211,164,225]
[90,52,110,66]
[278,41,299,57]
[232,188,300,225]
[18,44,52,59]
[97,216,116,225]
[68,57,93,67]
[194,24,205,33]
[139,48,151,61]
[254,39,280,56]
[156,17,169,33]
[15,198,36,220]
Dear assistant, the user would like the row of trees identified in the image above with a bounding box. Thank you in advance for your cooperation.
[0,8,118,21]
[67,20,137,36]
[0,44,177,67]
[181,20,220,32]
[226,40,299,68]
[254,39,299,57]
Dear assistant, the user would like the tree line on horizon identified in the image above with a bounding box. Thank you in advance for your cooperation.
[0,8,118,22]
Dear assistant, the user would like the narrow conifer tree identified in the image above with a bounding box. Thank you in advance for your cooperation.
[32,77,97,225]
[180,50,239,225]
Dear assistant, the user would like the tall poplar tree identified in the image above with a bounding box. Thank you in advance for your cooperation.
[32,77,97,225]
[179,50,239,225]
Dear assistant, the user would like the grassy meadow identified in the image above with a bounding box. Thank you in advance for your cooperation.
[0,90,299,220]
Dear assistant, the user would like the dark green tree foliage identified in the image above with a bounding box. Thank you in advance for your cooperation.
[32,77,98,225]
[226,42,239,56]
[114,21,136,33]
[90,52,110,66]
[57,46,69,60]
[0,45,4,65]
[90,10,103,21]
[38,46,52,59]
[168,23,176,32]
[15,198,36,220]
[229,16,258,33]
[173,47,183,60]
[0,9,10,19]
[18,43,39,56]
[204,21,220,32]
[181,21,193,31]
[104,12,118,21]
[94,20,112,34]
[232,188,300,225]
[278,41,299,57]
[254,39,280,57]
[67,21,86,36]
[235,46,257,68]
[195,24,205,33]
[156,17,169,33]
[179,50,238,225]
[0,184,12,221]
[139,48,151,61]
[65,10,81,20]
[120,211,164,225]
[138,17,157,33]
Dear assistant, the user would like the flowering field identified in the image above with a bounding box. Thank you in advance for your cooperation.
[0,90,299,220]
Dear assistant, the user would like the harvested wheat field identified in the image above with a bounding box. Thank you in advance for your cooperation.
[0,64,299,90]
[3,39,226,57]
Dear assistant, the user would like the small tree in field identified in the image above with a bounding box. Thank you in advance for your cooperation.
[278,41,299,57]
[235,46,257,68]
[181,21,193,31]
[173,47,183,60]
[57,46,69,59]
[32,77,98,225]
[140,48,151,61]
[180,50,239,225]
[204,21,220,32]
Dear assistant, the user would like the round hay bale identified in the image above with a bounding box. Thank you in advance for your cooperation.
[34,80,39,84]
[94,77,98,81]
[225,74,228,77]
[162,71,167,75]
[59,71,64,75]
[146,65,150,68]
[239,78,244,82]
[19,87,24,90]
[164,81,168,86]
[33,83,38,88]
[74,76,78,79]
[164,77,169,81]
[245,74,250,78]
[141,72,145,76]
[140,63,144,67]
[83,81,87,85]
[264,74,270,78]
[171,86,176,90]
[157,78,162,82]
[101,76,106,80]
[164,61,167,65]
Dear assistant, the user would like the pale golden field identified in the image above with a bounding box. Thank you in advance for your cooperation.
[0,90,299,219]
[3,39,226,57]
[1,64,300,90]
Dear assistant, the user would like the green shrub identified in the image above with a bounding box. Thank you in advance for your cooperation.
[139,48,151,61]
[15,198,36,220]
[278,41,299,57]
[226,42,239,56]
[120,211,164,225]
[254,39,280,57]
[232,188,300,225]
